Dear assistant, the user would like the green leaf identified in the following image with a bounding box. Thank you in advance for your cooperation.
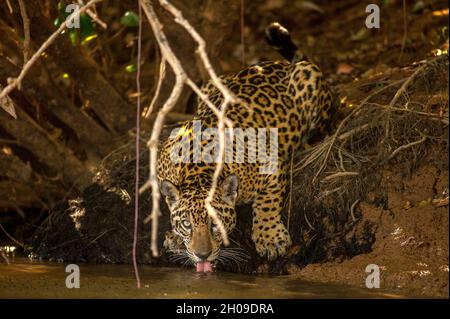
[125,64,137,73]
[120,11,139,27]
[55,1,97,45]
[79,13,94,39]
[63,13,97,46]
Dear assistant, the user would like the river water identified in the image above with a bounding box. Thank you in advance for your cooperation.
[0,256,406,298]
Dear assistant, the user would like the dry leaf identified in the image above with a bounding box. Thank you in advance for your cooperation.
[0,84,17,119]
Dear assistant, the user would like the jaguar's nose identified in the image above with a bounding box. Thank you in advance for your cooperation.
[194,251,211,261]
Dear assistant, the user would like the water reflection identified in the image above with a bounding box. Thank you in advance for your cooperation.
[0,258,406,298]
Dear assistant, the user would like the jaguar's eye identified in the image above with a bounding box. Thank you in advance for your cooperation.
[211,223,218,233]
[182,220,191,229]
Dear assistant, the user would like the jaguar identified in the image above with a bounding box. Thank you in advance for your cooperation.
[157,22,339,272]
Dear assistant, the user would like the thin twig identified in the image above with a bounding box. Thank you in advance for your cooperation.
[388,135,427,160]
[349,199,359,222]
[158,0,238,105]
[77,0,108,29]
[86,229,114,247]
[156,1,238,246]
[132,1,143,289]
[18,0,31,65]
[312,104,362,182]
[185,78,234,126]
[386,60,432,138]
[304,213,315,230]
[140,0,238,252]
[337,123,374,141]
[144,57,166,118]
[322,171,359,181]
[338,144,345,171]
[157,1,239,246]
[375,103,448,124]
[389,61,432,108]
[204,97,231,246]
[140,0,186,257]
[5,0,13,13]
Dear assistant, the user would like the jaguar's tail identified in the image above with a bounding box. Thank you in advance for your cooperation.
[265,22,307,62]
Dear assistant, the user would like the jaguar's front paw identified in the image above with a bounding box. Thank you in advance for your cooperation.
[163,230,184,254]
[252,223,292,260]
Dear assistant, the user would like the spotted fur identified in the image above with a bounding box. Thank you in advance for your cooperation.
[157,23,338,266]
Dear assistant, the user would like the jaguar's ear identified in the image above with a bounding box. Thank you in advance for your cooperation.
[161,180,180,209]
[221,174,239,205]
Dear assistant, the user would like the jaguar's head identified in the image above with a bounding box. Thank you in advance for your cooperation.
[160,174,239,272]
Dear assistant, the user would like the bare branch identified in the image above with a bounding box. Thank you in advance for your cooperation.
[147,77,185,256]
[349,199,359,222]
[132,2,143,289]
[204,97,231,246]
[158,0,238,105]
[388,61,431,108]
[77,0,108,29]
[5,0,13,13]
[385,57,439,139]
[157,0,240,246]
[322,171,359,181]
[140,0,186,258]
[388,136,427,160]
[140,0,238,254]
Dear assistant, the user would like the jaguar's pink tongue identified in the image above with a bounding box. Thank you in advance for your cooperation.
[196,261,213,273]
